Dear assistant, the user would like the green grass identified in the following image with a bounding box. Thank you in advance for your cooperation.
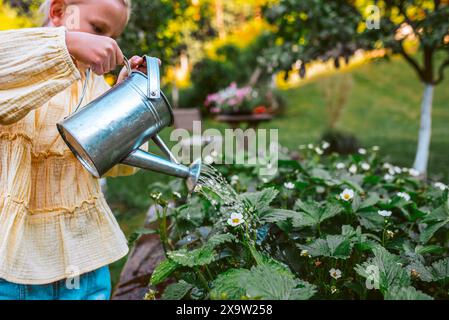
[257,57,449,182]
[107,56,449,289]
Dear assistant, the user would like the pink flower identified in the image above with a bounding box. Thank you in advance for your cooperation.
[228,98,239,106]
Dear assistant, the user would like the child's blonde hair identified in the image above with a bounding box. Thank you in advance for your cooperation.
[39,0,132,26]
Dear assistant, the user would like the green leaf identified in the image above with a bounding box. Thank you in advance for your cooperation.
[355,247,410,294]
[351,193,362,212]
[127,228,157,247]
[419,220,448,244]
[310,168,339,185]
[341,225,381,251]
[357,211,385,232]
[407,261,434,282]
[292,200,341,227]
[210,269,251,300]
[420,195,449,243]
[211,264,316,300]
[150,259,179,286]
[341,178,364,194]
[415,245,445,255]
[422,193,449,224]
[384,286,433,300]
[239,188,279,215]
[409,258,449,283]
[168,246,216,267]
[429,258,449,281]
[299,235,352,259]
[321,202,342,221]
[261,208,298,223]
[166,233,236,268]
[205,233,237,249]
[161,280,193,300]
[360,194,380,210]
[245,264,316,300]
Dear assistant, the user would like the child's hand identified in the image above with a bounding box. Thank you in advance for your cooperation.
[116,56,162,84]
[66,31,124,75]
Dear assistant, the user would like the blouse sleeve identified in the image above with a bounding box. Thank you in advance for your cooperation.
[91,74,149,178]
[0,27,80,125]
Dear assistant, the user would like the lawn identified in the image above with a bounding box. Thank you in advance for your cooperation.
[107,56,449,289]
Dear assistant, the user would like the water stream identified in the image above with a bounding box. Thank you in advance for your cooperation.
[193,163,245,214]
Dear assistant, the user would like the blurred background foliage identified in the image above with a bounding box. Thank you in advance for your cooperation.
[2,0,449,286]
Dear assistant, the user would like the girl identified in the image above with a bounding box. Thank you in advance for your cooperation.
[0,0,150,299]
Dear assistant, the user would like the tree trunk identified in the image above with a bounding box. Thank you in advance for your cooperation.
[413,84,434,175]
[172,83,179,109]
[215,0,226,39]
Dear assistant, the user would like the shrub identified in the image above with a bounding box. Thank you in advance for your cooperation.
[142,144,449,300]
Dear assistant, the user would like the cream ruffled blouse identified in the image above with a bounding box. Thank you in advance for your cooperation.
[0,27,138,285]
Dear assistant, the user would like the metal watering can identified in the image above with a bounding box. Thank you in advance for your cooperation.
[57,56,201,192]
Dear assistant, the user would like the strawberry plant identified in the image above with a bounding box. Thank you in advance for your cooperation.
[142,144,449,300]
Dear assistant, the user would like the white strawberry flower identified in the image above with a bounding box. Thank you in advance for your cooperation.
[394,166,402,174]
[315,147,324,155]
[227,212,245,227]
[284,182,295,190]
[409,168,420,177]
[308,143,314,149]
[349,164,357,174]
[300,249,310,257]
[340,188,355,201]
[322,141,330,149]
[358,148,367,155]
[336,162,346,170]
[384,174,394,182]
[383,162,393,170]
[361,162,370,171]
[231,175,239,185]
[434,182,447,191]
[329,268,342,280]
[396,192,411,201]
[378,210,392,217]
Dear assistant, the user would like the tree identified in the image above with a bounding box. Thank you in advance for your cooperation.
[262,0,449,175]
[118,0,194,65]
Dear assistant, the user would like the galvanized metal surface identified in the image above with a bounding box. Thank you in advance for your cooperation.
[57,56,201,191]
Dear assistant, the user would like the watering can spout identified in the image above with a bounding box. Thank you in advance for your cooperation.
[122,149,202,192]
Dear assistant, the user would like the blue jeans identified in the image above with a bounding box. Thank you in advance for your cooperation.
[0,266,111,300]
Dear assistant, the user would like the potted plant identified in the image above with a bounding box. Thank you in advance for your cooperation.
[204,82,268,116]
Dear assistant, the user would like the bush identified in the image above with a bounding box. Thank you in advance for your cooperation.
[179,34,273,110]
[141,145,449,300]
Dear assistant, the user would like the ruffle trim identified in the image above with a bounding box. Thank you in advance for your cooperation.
[31,149,73,160]
[0,132,32,144]
[0,132,76,159]
[0,196,129,285]
[0,193,103,216]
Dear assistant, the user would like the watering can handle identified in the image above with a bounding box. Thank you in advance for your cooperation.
[145,56,161,100]
[71,57,132,115]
